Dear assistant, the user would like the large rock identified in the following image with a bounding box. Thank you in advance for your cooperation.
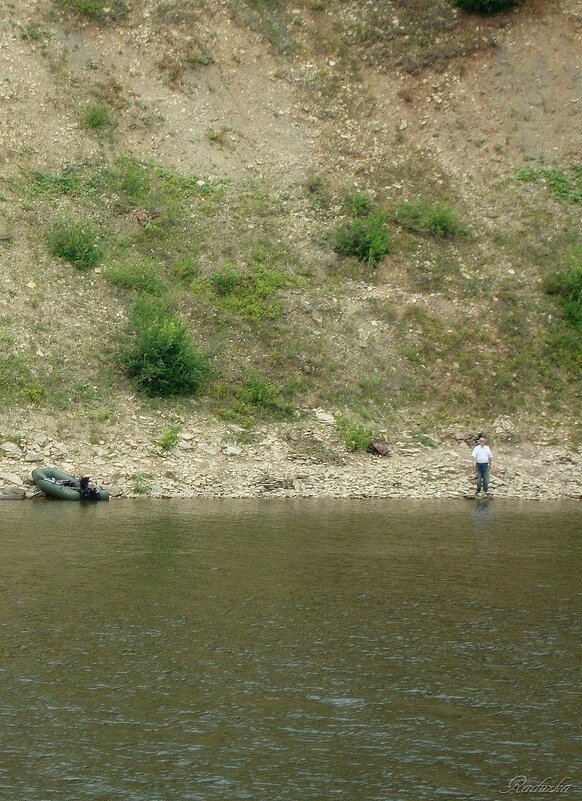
[1,442,22,456]
[315,409,335,425]
[368,440,391,457]
[24,450,44,462]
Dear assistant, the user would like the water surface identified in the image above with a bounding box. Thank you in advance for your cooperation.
[1,500,580,800]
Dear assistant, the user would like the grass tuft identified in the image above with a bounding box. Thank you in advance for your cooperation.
[394,200,467,238]
[81,102,112,129]
[226,375,296,422]
[156,425,181,450]
[334,212,391,266]
[336,416,374,451]
[106,261,167,295]
[46,218,103,270]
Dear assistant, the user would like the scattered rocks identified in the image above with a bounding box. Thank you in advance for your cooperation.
[0,423,579,500]
[493,415,514,433]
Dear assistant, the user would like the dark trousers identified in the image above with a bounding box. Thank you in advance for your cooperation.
[476,463,489,493]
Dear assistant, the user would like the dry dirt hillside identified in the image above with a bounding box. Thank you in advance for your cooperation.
[0,0,580,498]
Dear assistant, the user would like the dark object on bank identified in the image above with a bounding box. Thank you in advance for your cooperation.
[32,468,110,501]
[460,432,484,447]
[368,439,391,457]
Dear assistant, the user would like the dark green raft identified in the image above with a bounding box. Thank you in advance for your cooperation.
[32,468,110,501]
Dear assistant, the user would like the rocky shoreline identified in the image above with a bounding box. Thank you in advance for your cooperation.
[1,412,580,502]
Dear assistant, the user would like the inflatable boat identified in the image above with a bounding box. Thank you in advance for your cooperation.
[32,468,110,501]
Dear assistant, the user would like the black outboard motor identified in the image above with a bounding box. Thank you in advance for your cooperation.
[79,474,92,500]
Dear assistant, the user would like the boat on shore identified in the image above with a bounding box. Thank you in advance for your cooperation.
[32,468,110,501]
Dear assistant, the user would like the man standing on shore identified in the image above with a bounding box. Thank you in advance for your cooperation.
[472,435,493,497]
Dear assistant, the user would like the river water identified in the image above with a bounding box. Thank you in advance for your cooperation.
[0,499,580,800]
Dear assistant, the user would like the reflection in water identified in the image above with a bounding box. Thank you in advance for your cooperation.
[471,499,493,539]
[0,499,580,801]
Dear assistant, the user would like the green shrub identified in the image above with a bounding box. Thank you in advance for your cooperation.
[237,377,281,408]
[225,265,287,321]
[336,416,374,451]
[453,0,520,12]
[122,296,211,397]
[334,212,391,266]
[46,219,103,270]
[394,200,466,238]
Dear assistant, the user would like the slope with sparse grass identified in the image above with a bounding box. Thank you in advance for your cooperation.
[0,0,580,449]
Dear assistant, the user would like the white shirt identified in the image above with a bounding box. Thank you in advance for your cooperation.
[472,444,492,464]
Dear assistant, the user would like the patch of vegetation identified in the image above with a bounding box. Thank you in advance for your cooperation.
[394,200,467,239]
[412,432,438,448]
[453,0,521,12]
[156,424,181,450]
[544,258,582,330]
[208,263,240,296]
[20,22,52,42]
[336,416,374,451]
[54,0,129,21]
[194,250,292,322]
[543,248,582,373]
[206,126,233,147]
[518,161,582,204]
[131,471,152,494]
[228,0,297,54]
[344,190,374,218]
[81,102,112,130]
[32,168,82,196]
[121,295,212,397]
[46,218,103,270]
[172,255,200,282]
[328,0,494,76]
[304,172,326,197]
[185,49,214,67]
[334,211,391,266]
[222,375,296,423]
[0,350,47,409]
[395,303,541,416]
[106,261,167,295]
